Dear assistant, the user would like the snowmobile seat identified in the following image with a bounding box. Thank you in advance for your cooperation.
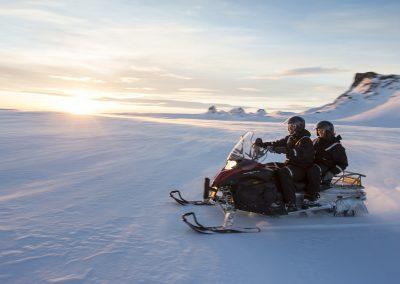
[294,182,306,193]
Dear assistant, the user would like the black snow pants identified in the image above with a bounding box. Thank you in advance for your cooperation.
[266,162,306,205]
[305,164,322,201]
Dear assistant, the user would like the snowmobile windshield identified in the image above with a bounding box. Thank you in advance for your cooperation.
[226,132,267,163]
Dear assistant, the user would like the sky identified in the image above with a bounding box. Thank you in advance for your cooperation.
[0,0,399,114]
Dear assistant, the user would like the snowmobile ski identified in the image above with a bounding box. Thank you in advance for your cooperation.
[170,190,213,206]
[181,212,261,234]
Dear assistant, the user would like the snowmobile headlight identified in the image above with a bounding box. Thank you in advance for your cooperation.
[225,160,237,170]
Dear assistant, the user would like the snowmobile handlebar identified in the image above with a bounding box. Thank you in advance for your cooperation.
[249,144,269,161]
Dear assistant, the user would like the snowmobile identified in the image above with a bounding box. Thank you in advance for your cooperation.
[170,132,368,234]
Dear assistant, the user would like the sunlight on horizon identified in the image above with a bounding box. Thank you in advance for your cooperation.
[0,91,118,115]
[64,97,104,115]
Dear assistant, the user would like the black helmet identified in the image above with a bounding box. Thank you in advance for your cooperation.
[286,116,305,133]
[315,121,334,136]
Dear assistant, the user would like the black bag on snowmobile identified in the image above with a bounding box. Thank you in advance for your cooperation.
[232,169,284,215]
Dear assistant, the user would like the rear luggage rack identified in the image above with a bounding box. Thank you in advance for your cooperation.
[332,171,366,188]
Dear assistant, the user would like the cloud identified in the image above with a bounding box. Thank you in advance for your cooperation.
[0,7,83,25]
[96,96,234,109]
[49,75,104,83]
[280,67,349,76]
[160,73,192,80]
[237,87,261,92]
[21,90,73,97]
[119,77,141,83]
[130,65,192,80]
[130,65,163,72]
[179,88,215,92]
[248,66,349,80]
[125,87,157,91]
[296,8,400,37]
[313,85,344,94]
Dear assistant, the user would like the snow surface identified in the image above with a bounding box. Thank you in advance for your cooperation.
[339,94,400,127]
[1,110,400,283]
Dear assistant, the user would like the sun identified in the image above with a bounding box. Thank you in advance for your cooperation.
[66,97,103,115]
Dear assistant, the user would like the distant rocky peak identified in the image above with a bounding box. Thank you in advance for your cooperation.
[256,109,266,116]
[207,105,217,114]
[352,77,374,94]
[229,107,245,115]
[351,72,400,91]
[334,72,400,103]
[351,72,378,88]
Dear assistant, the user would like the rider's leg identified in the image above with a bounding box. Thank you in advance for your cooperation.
[305,164,321,201]
[276,165,306,206]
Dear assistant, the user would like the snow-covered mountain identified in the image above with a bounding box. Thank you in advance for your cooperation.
[303,72,400,124]
[114,72,400,127]
[201,72,400,127]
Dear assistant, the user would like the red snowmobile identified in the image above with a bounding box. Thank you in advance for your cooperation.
[170,132,368,233]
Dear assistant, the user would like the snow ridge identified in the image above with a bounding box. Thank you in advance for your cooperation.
[303,72,400,121]
[207,105,267,117]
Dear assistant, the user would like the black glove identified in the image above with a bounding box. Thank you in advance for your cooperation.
[254,138,264,147]
[273,146,287,154]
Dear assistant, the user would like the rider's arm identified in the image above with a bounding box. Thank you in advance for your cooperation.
[268,136,288,148]
[330,145,348,175]
[286,137,314,163]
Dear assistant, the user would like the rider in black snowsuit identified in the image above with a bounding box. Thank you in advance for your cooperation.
[255,116,314,212]
[305,121,348,204]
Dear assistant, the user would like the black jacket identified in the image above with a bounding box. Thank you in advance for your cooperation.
[263,129,315,168]
[313,135,348,175]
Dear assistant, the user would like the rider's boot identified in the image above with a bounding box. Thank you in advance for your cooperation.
[286,203,298,213]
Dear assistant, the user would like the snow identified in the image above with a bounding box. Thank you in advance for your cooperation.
[1,110,400,283]
[339,94,400,127]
